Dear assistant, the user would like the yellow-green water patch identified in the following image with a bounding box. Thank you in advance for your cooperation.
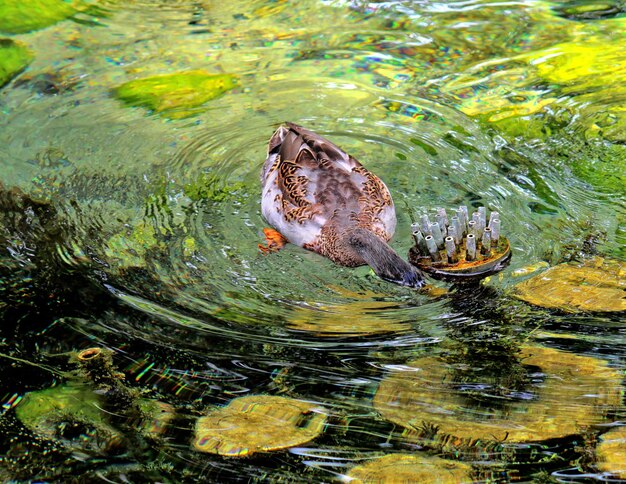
[193,395,327,457]
[113,70,238,119]
[597,426,626,479]
[346,453,473,483]
[0,39,32,88]
[0,0,82,34]
[514,257,626,312]
[373,345,623,445]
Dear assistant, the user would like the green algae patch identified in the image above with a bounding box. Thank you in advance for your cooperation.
[15,381,126,454]
[193,395,327,457]
[373,346,623,446]
[113,70,238,119]
[514,257,626,312]
[0,39,32,88]
[597,426,626,479]
[347,453,472,484]
[0,0,82,34]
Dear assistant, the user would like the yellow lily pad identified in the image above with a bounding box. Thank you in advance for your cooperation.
[514,257,626,312]
[113,70,238,119]
[0,0,82,34]
[346,453,472,483]
[193,395,327,457]
[597,426,626,479]
[373,346,622,444]
[0,39,32,88]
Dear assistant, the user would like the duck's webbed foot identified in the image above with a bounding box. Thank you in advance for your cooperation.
[258,227,288,254]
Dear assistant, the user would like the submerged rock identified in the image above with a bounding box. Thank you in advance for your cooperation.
[514,257,626,312]
[596,426,626,479]
[346,453,472,484]
[0,0,81,34]
[193,395,327,457]
[373,345,622,445]
[113,70,238,119]
[0,38,32,88]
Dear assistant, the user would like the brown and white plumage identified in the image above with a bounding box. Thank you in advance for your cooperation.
[261,123,424,288]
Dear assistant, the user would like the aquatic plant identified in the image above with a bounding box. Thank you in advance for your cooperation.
[346,453,473,483]
[113,71,238,119]
[0,0,82,34]
[0,39,32,88]
[193,395,327,457]
[514,257,626,312]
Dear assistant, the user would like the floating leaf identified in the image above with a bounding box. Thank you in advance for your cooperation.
[0,0,82,34]
[114,70,238,119]
[347,453,472,484]
[193,395,327,457]
[373,346,622,444]
[0,38,32,88]
[597,426,626,479]
[514,257,626,312]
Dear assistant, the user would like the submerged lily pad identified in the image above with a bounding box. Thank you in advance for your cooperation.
[514,257,626,312]
[193,395,327,457]
[0,0,81,34]
[373,346,622,444]
[597,426,626,478]
[346,453,472,484]
[114,70,238,119]
[15,382,126,454]
[0,39,32,88]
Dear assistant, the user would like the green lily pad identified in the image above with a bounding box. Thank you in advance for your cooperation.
[0,38,32,88]
[15,381,126,454]
[193,395,327,457]
[113,70,238,119]
[347,453,472,484]
[0,0,81,34]
[597,426,626,479]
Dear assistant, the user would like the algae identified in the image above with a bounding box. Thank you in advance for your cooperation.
[0,39,32,88]
[0,0,82,34]
[113,71,238,119]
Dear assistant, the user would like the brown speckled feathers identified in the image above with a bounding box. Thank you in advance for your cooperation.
[261,123,397,266]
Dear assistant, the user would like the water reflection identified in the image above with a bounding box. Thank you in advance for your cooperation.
[1,0,625,481]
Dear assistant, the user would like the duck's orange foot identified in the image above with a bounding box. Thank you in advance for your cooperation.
[258,227,288,254]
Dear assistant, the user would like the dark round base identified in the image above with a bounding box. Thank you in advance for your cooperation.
[409,237,512,283]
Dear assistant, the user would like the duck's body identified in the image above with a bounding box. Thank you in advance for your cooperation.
[261,123,424,288]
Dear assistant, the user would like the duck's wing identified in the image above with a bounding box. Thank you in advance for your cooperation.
[261,123,396,248]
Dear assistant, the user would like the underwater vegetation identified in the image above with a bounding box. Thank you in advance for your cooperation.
[0,39,32,88]
[0,0,82,34]
[113,71,238,119]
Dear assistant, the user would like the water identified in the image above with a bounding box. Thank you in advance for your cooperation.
[1,0,625,481]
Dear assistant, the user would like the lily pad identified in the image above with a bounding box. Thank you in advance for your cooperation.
[597,426,626,479]
[0,0,81,34]
[373,346,622,444]
[346,453,472,484]
[15,382,126,454]
[193,395,327,457]
[0,38,32,88]
[514,257,626,312]
[113,70,238,119]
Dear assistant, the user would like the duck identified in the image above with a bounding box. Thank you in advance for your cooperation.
[260,122,425,288]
